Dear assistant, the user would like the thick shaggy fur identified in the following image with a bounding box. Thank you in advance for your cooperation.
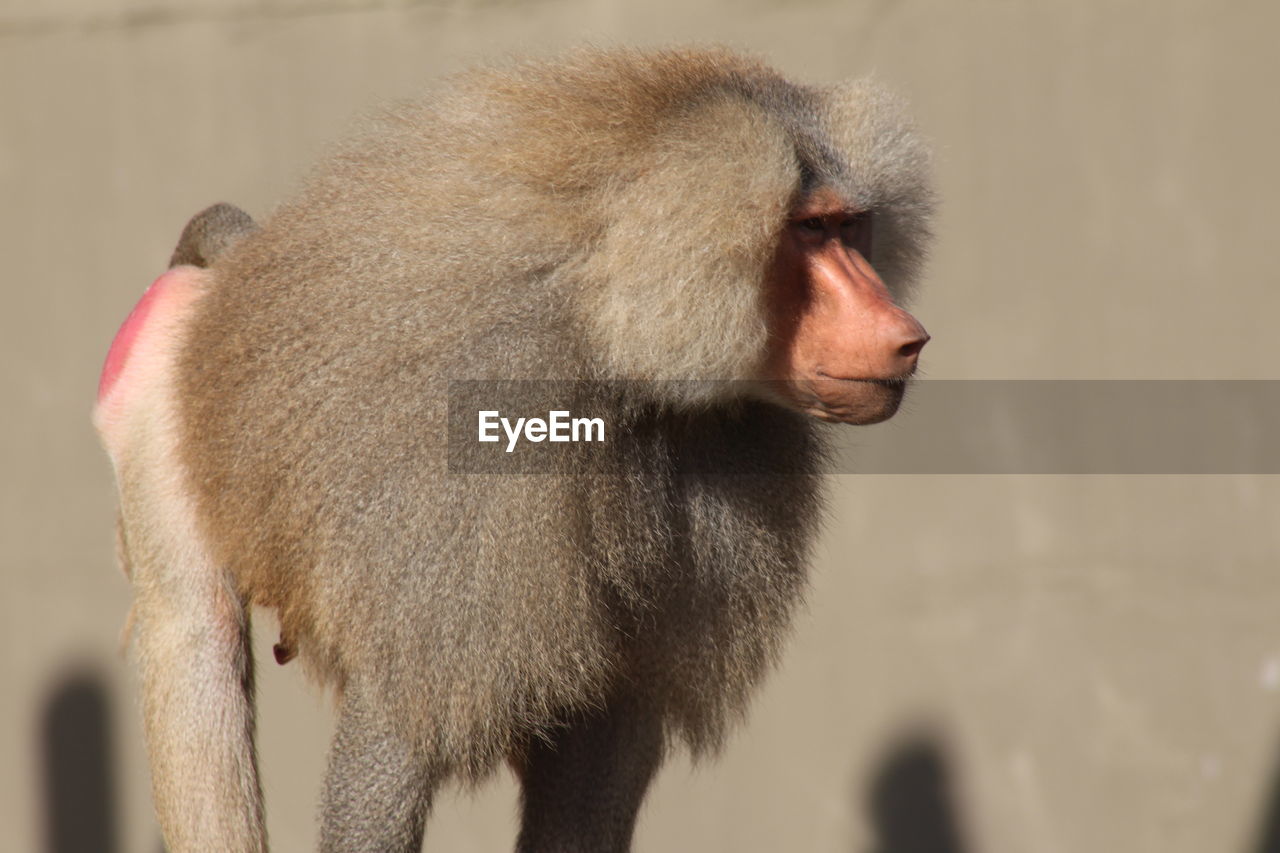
[108,46,932,848]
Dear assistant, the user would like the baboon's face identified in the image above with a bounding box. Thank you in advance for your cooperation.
[764,189,929,425]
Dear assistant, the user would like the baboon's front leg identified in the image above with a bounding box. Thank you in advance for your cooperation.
[515,699,665,853]
[319,690,438,853]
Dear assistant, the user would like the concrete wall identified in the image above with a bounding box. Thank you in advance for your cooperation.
[5,1,1280,850]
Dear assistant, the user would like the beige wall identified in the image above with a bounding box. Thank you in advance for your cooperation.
[5,1,1280,851]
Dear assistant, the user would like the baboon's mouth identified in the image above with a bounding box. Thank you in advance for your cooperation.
[815,374,912,389]
[799,373,913,424]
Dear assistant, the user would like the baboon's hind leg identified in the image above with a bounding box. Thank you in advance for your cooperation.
[128,527,266,852]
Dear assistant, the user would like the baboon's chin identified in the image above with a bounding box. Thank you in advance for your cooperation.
[796,378,908,425]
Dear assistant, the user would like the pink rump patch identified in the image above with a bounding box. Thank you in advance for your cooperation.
[97,269,188,403]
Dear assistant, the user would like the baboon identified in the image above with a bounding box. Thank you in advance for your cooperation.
[94,47,933,852]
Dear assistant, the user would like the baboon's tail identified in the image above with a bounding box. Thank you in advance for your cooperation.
[169,202,258,269]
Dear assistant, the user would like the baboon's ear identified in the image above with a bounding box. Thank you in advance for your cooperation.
[577,94,799,392]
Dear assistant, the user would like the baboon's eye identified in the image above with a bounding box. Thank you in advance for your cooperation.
[797,217,824,232]
[840,213,874,256]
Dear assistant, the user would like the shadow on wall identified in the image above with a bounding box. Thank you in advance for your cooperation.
[37,675,1280,853]
[861,730,1280,853]
[40,670,119,853]
[1251,748,1280,853]
[863,732,969,853]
